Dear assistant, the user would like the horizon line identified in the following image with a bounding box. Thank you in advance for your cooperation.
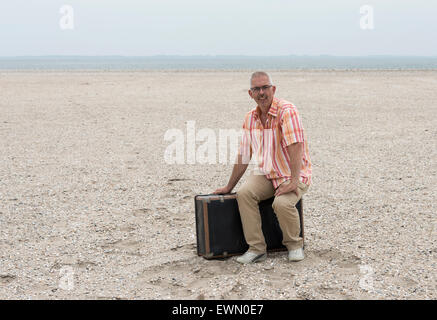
[1,54,437,58]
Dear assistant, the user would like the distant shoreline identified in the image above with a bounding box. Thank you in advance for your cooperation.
[1,56,436,71]
[2,55,437,58]
[1,69,437,72]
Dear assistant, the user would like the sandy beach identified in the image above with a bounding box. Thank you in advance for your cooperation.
[0,70,436,299]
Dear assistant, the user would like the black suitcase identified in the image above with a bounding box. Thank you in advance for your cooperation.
[194,193,304,259]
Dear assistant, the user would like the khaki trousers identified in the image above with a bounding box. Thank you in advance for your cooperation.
[236,174,309,254]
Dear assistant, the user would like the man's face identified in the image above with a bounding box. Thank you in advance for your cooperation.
[248,75,276,109]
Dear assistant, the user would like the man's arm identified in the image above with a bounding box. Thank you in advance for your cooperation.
[213,154,249,194]
[274,142,302,196]
[287,142,302,185]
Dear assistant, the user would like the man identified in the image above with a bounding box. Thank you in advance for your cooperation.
[213,71,312,264]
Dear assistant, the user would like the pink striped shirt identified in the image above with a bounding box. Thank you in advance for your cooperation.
[239,97,312,189]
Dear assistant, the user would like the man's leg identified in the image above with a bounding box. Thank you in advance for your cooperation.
[272,181,309,251]
[236,174,275,254]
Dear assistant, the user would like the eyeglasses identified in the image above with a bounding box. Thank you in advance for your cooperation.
[250,85,272,93]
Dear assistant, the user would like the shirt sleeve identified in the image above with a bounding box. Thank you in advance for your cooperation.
[280,108,304,146]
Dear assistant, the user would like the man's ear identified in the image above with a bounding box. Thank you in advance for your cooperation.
[272,86,276,95]
[248,90,253,99]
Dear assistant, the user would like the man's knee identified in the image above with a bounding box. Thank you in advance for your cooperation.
[272,195,298,216]
[236,184,252,201]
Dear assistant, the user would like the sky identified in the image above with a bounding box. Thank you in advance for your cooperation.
[0,0,436,56]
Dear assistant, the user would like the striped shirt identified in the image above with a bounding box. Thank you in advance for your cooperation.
[238,97,312,188]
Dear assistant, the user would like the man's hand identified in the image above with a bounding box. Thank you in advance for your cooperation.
[274,180,298,197]
[213,186,232,195]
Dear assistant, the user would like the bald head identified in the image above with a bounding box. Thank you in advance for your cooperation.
[248,71,276,111]
[250,71,273,88]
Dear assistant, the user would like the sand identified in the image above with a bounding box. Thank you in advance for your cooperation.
[0,70,436,299]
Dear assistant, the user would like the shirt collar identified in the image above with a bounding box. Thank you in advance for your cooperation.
[268,97,279,117]
[255,97,279,119]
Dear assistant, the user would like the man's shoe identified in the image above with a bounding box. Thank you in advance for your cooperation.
[236,251,267,264]
[288,248,305,262]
